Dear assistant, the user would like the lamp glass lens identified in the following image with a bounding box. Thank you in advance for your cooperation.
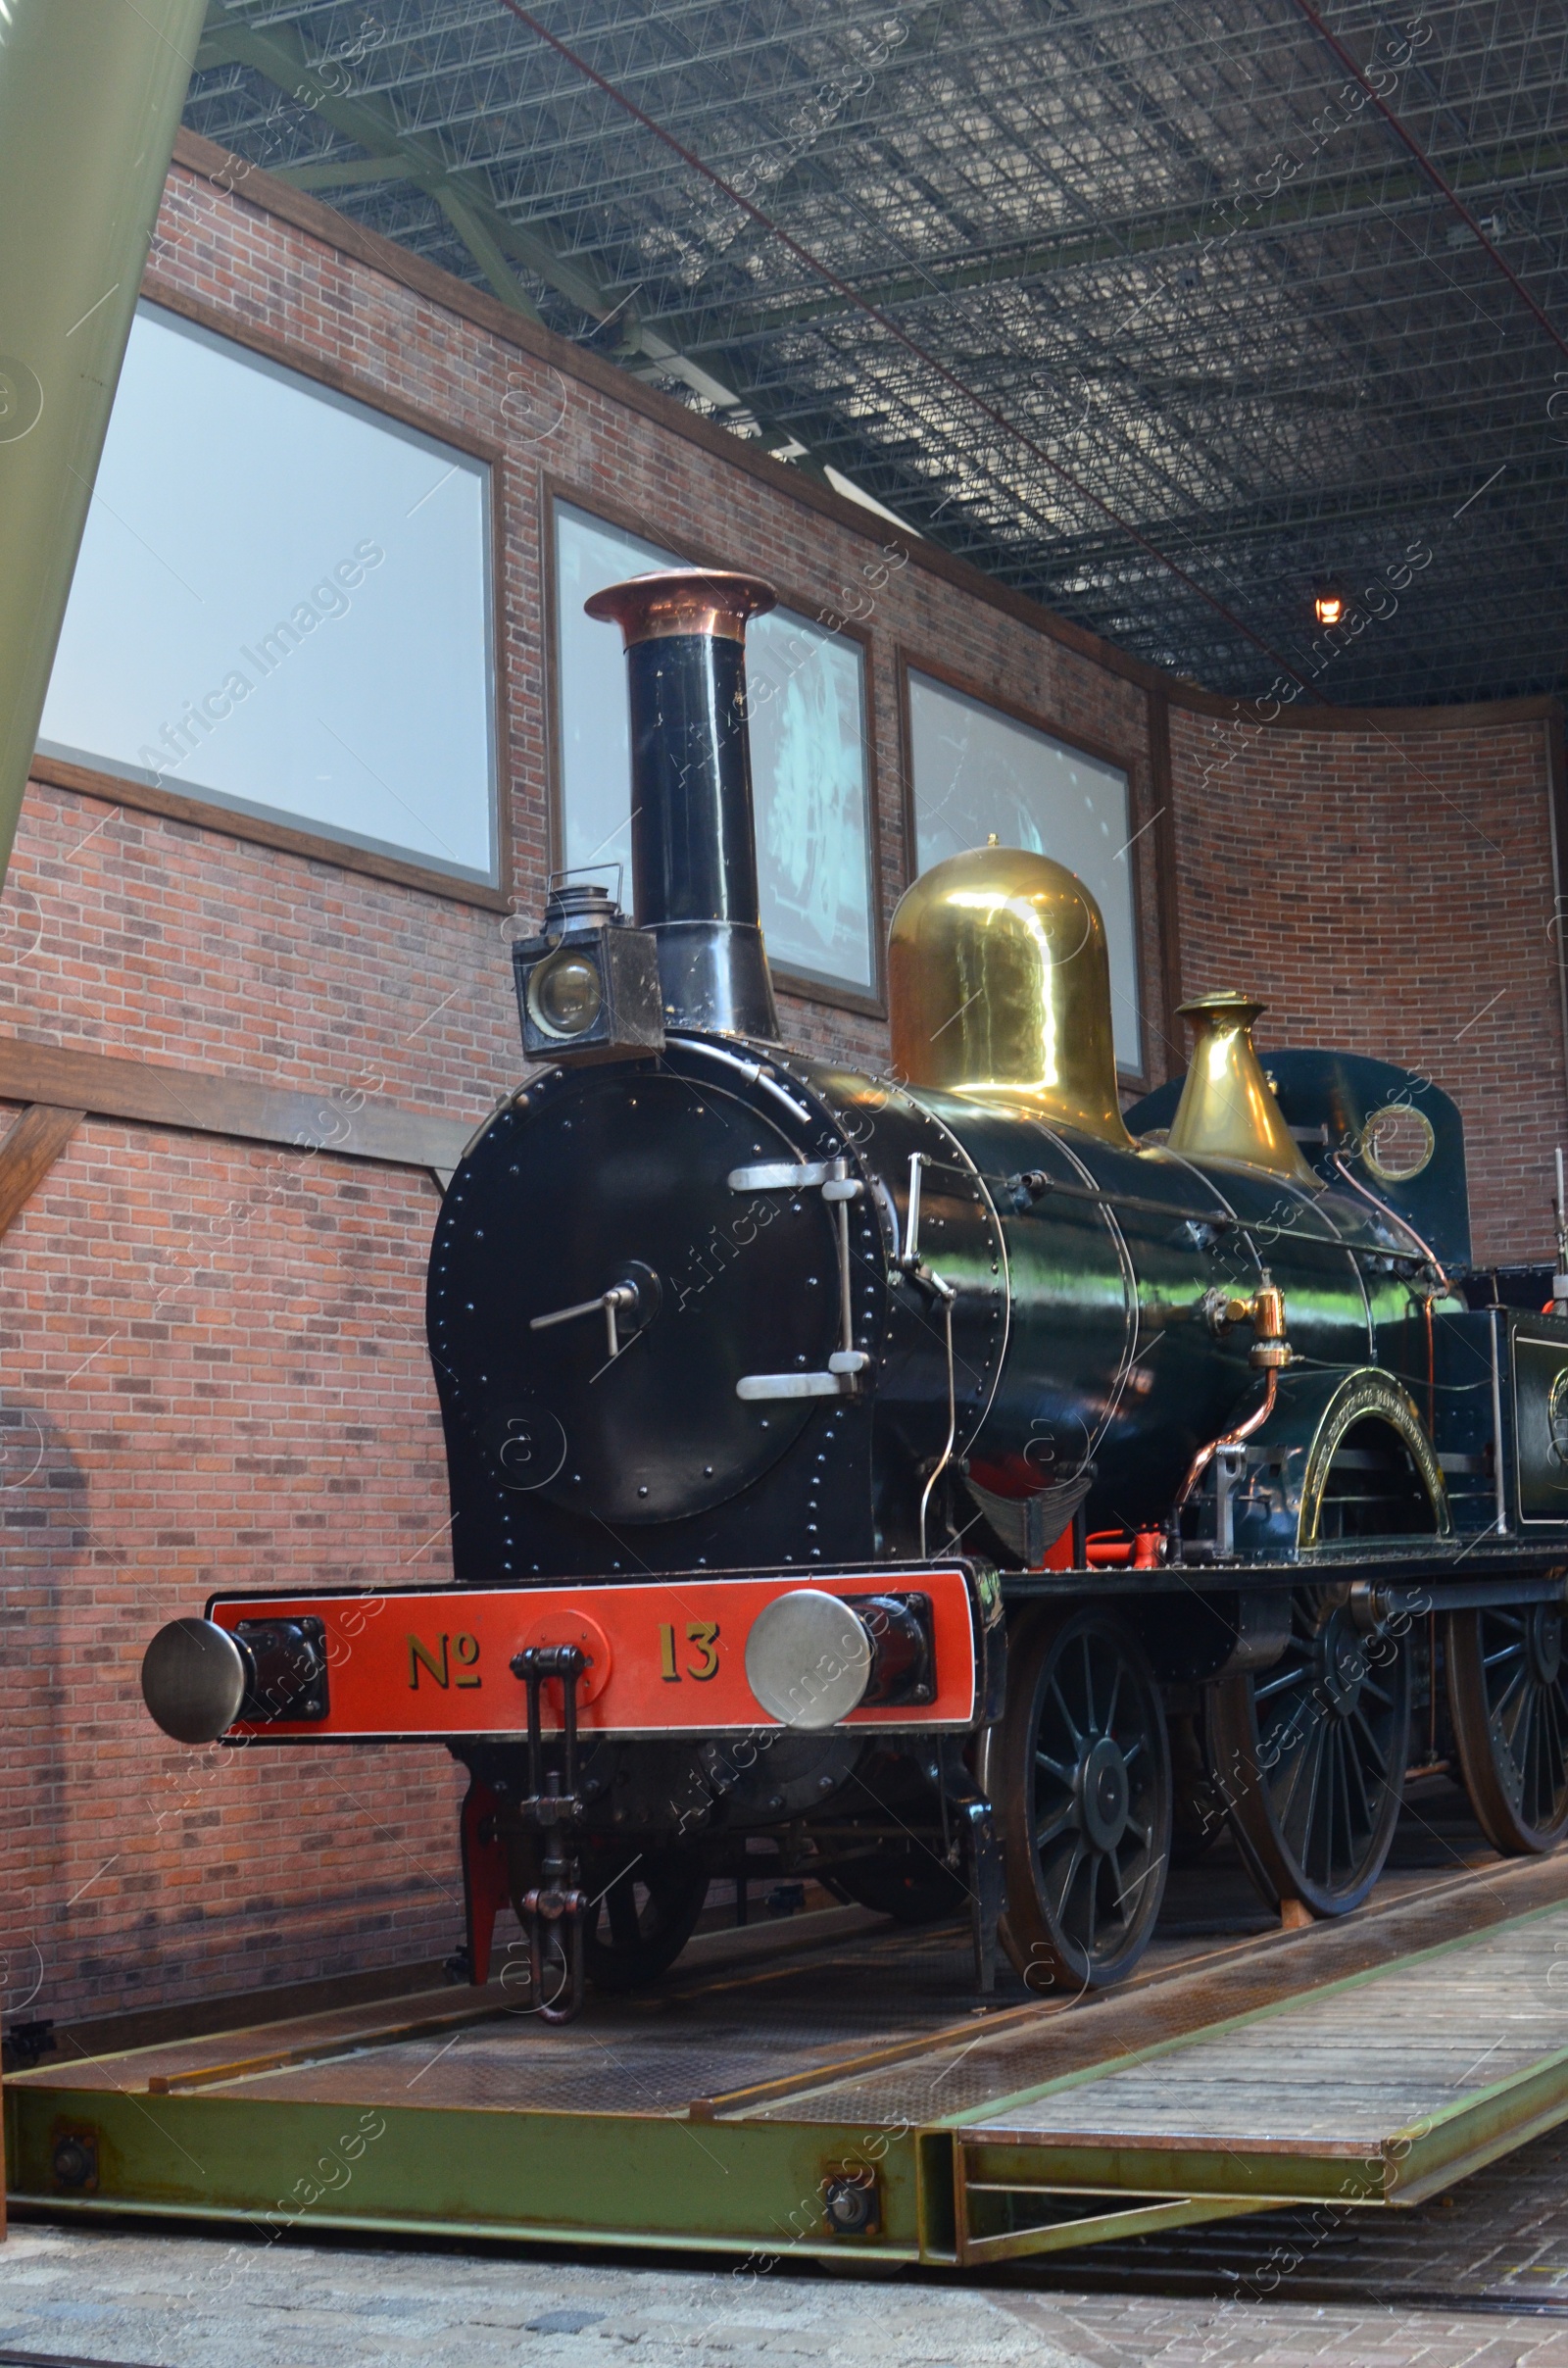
[531,950,603,1037]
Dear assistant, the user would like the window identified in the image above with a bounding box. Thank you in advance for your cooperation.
[554,500,877,997]
[39,303,497,885]
[906,668,1143,1070]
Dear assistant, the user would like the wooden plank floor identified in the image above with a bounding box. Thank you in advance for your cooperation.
[979,1911,1568,2146]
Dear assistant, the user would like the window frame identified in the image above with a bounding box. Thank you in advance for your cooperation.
[896,647,1154,1090]
[32,285,513,913]
[542,476,886,1016]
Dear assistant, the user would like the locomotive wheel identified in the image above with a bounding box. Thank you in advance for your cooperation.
[1209,1587,1410,1918]
[1168,1709,1225,1868]
[997,1608,1171,1993]
[580,1844,710,1994]
[831,1846,967,1925]
[1446,1604,1568,1853]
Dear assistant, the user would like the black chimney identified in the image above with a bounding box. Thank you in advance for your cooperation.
[584,568,779,1040]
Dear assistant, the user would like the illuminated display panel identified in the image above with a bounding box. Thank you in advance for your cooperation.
[907,667,1142,1070]
[40,303,497,884]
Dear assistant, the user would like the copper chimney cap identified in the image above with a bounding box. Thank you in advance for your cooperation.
[584,567,777,649]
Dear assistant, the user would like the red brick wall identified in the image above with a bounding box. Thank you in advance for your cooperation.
[0,149,1560,2027]
[1166,702,1565,1265]
[0,1113,463,2012]
[2,157,1170,2028]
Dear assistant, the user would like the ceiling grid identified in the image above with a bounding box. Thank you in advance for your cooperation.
[186,0,1568,703]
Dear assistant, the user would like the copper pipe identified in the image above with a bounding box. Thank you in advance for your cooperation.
[1424,1295,1436,1436]
[1329,1152,1452,1295]
[1174,1363,1279,1517]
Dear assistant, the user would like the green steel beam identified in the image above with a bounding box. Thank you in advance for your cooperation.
[196,6,612,323]
[275,156,412,192]
[191,7,857,476]
[2,2089,930,2262]
[0,0,210,887]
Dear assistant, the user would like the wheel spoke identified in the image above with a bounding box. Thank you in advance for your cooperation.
[1050,1676,1085,1754]
[1055,1839,1085,1922]
[1106,1841,1127,1911]
[1255,1661,1313,1702]
[1292,1720,1330,1876]
[1323,1730,1345,1886]
[1035,1749,1075,1784]
[1103,1659,1123,1740]
[1350,1700,1390,1778]
[1547,1686,1568,1807]
[1525,1686,1544,1808]
[1081,1633,1097,1733]
[1343,1719,1373,1838]
[1495,1665,1529,1745]
[1332,1727,1357,1880]
[1272,1704,1317,1825]
[1035,1803,1077,1851]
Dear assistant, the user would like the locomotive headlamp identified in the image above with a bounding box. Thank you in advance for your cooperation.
[513,879,664,1065]
[527,948,604,1040]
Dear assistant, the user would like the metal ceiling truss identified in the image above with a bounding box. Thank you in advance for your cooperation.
[185,1,1568,705]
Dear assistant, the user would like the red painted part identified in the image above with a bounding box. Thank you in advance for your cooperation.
[459,1777,509,1988]
[1036,1528,1076,1573]
[1084,1529,1164,1569]
[207,1567,981,1741]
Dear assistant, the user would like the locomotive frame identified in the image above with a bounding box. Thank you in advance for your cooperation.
[139,565,1568,2027]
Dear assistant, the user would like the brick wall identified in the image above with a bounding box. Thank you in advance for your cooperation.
[0,147,1561,2027]
[1166,701,1566,1265]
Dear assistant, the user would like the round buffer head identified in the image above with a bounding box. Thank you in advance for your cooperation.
[141,1617,248,1745]
[745,1590,872,1731]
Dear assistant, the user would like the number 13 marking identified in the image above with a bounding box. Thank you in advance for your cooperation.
[659,1621,720,1681]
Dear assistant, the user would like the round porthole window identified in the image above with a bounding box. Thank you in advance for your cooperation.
[1360,1103,1435,1184]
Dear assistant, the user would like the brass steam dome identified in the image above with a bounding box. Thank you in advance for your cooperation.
[888,843,1134,1149]
[1166,990,1321,1187]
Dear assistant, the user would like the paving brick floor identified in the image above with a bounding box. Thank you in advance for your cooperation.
[4,2215,1568,2368]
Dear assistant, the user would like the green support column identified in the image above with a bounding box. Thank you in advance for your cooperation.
[0,0,208,885]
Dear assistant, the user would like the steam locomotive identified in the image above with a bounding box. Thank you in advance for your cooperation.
[142,567,1568,2021]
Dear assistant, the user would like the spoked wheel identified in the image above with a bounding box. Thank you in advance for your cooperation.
[998,1608,1171,1994]
[579,1844,710,1994]
[1209,1586,1410,1917]
[1168,1708,1225,1867]
[1446,1603,1568,1853]
[832,1846,967,1924]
